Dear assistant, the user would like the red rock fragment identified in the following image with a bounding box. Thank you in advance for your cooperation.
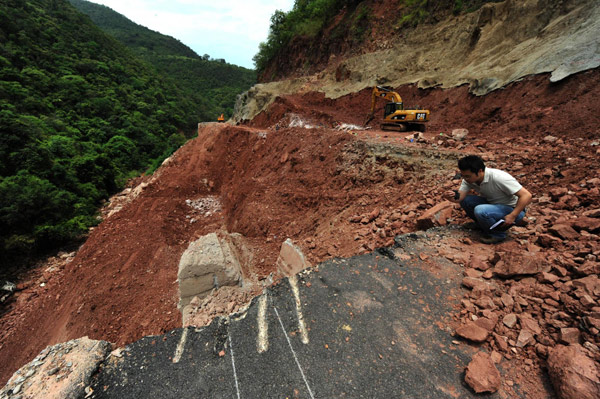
[456,322,489,343]
[548,224,579,240]
[582,209,600,218]
[503,313,518,328]
[573,275,600,296]
[500,293,514,309]
[493,333,509,352]
[560,328,581,344]
[549,187,567,199]
[536,234,562,248]
[516,330,535,347]
[520,313,542,335]
[368,208,380,222]
[465,352,501,393]
[539,272,560,284]
[493,251,546,277]
[474,317,496,332]
[416,201,453,230]
[470,255,490,271]
[580,295,595,307]
[461,277,487,290]
[571,216,600,233]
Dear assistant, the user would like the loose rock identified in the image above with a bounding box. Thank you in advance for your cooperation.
[464,352,501,393]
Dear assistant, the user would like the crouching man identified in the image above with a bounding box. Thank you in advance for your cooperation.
[448,155,533,244]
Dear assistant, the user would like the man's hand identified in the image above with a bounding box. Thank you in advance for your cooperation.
[445,190,459,203]
[503,213,516,226]
[503,187,532,227]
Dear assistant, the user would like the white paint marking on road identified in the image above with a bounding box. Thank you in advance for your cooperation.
[274,306,316,399]
[257,295,269,353]
[289,275,309,344]
[228,332,241,399]
[172,327,189,363]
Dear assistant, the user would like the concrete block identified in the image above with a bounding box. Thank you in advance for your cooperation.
[277,238,310,277]
[177,233,241,311]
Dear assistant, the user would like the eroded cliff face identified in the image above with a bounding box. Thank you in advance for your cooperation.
[233,0,600,123]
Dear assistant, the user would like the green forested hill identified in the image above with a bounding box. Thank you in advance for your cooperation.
[69,0,256,119]
[0,0,201,265]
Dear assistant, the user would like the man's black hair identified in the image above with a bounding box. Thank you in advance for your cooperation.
[458,155,485,173]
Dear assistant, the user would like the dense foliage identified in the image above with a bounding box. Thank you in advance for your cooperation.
[253,0,364,73]
[69,0,256,120]
[0,0,199,264]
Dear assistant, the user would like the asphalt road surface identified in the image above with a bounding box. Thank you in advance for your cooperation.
[88,231,503,398]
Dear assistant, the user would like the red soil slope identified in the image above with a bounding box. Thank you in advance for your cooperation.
[1,70,599,395]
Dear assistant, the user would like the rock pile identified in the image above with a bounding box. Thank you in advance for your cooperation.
[447,221,600,395]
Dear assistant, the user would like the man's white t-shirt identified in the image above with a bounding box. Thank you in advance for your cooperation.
[459,168,522,207]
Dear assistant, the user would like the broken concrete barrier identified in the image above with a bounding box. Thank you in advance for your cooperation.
[276,238,310,277]
[178,233,242,313]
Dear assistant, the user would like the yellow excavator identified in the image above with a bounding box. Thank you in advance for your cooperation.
[217,113,225,123]
[365,86,430,132]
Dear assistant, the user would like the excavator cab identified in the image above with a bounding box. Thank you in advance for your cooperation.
[384,102,404,118]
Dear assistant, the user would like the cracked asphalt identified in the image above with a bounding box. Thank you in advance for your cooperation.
[87,230,503,399]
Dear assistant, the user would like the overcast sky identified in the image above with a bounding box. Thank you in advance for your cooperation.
[87,0,295,69]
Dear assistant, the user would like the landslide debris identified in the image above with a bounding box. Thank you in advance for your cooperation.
[2,4,600,392]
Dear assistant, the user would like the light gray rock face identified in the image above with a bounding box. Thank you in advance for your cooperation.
[177,233,242,312]
[1,337,111,399]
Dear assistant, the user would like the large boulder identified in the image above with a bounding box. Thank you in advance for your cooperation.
[547,344,600,399]
[493,251,547,278]
[1,337,111,399]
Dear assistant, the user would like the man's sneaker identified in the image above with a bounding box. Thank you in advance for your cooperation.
[480,235,505,244]
[462,222,480,230]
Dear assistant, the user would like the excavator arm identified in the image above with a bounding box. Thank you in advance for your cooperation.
[365,86,403,125]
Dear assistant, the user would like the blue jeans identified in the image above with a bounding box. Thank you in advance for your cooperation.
[460,195,525,239]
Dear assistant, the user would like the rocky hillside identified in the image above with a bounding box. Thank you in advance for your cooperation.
[1,0,599,397]
[235,0,600,122]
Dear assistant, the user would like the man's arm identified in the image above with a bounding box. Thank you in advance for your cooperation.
[503,187,532,225]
